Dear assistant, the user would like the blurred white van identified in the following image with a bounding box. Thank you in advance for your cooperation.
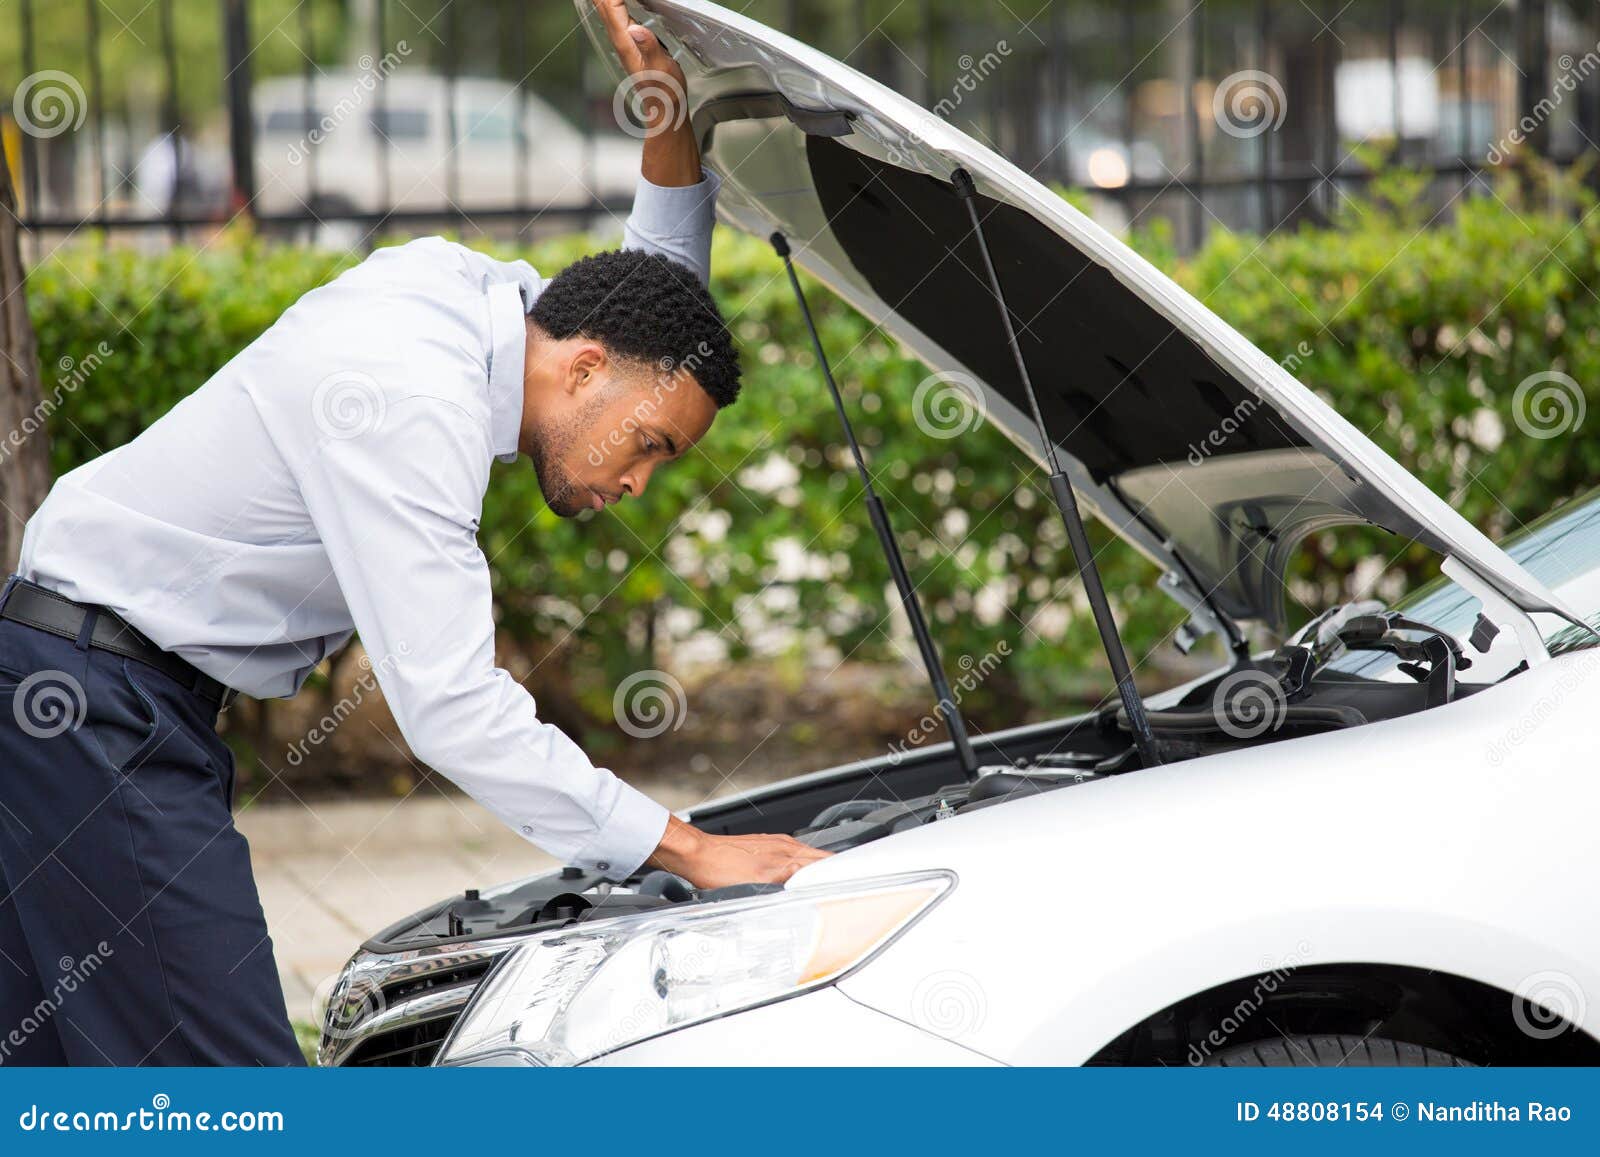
[253,72,641,219]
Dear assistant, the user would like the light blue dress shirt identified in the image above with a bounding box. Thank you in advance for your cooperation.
[19,173,721,876]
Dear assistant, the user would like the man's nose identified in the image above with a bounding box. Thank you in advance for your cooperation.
[621,462,656,498]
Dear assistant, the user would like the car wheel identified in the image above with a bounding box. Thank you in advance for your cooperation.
[1206,1034,1474,1066]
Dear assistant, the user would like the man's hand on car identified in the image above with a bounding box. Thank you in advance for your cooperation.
[593,0,703,185]
[648,815,832,889]
[595,0,686,113]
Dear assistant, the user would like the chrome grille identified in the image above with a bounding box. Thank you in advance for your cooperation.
[319,939,513,1067]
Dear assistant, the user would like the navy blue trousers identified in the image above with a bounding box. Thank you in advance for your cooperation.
[0,609,303,1066]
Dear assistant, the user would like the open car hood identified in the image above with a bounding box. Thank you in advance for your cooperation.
[581,0,1576,638]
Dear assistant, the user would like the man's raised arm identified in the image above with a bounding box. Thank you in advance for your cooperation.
[597,0,720,284]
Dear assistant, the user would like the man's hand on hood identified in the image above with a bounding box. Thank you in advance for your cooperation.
[648,814,832,889]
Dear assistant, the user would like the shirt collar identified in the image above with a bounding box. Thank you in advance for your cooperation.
[486,280,528,464]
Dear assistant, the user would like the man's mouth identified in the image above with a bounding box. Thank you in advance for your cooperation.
[589,489,615,511]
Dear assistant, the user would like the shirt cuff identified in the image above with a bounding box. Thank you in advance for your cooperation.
[628,169,721,237]
[624,170,722,284]
[560,781,671,880]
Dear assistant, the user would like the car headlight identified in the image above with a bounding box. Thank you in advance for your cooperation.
[436,870,953,1066]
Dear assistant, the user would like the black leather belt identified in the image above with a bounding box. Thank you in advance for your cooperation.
[0,579,238,710]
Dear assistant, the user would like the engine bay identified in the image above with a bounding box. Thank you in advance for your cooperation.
[368,744,1139,950]
[371,610,1495,954]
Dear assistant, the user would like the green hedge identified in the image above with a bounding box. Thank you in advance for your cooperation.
[23,165,1600,733]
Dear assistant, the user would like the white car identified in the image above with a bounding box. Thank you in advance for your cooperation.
[318,1,1600,1068]
[252,72,641,219]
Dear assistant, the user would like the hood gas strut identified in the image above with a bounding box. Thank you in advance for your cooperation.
[771,231,980,782]
[950,169,1162,767]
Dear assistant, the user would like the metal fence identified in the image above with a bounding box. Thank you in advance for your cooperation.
[2,0,1596,254]
[963,0,1600,249]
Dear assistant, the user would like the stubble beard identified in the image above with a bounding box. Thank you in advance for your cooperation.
[527,393,609,518]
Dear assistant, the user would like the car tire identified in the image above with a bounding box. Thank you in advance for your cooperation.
[1205,1035,1474,1067]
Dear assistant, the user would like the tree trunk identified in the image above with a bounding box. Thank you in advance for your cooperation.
[0,130,51,572]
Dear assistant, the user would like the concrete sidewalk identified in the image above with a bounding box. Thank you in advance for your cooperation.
[237,787,702,1026]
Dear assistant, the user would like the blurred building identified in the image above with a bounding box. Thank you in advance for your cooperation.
[904,0,1600,248]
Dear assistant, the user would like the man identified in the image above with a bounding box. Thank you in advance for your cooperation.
[0,1,826,1067]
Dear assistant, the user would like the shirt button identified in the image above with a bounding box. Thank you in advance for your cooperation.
[597,861,610,872]
[520,825,533,835]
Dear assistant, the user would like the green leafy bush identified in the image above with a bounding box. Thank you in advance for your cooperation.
[24,166,1600,741]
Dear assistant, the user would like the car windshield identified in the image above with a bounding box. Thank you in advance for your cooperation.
[1323,486,1600,682]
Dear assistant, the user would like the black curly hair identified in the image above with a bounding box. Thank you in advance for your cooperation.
[529,248,741,407]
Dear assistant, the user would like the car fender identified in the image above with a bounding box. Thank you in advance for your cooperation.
[782,651,1600,1063]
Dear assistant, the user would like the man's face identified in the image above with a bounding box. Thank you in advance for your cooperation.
[523,355,719,518]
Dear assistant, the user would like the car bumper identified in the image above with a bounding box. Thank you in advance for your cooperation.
[442,988,1001,1067]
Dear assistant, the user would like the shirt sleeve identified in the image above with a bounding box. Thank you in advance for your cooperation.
[622,170,721,285]
[288,395,669,876]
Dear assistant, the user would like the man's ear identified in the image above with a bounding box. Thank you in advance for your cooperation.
[566,342,609,395]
